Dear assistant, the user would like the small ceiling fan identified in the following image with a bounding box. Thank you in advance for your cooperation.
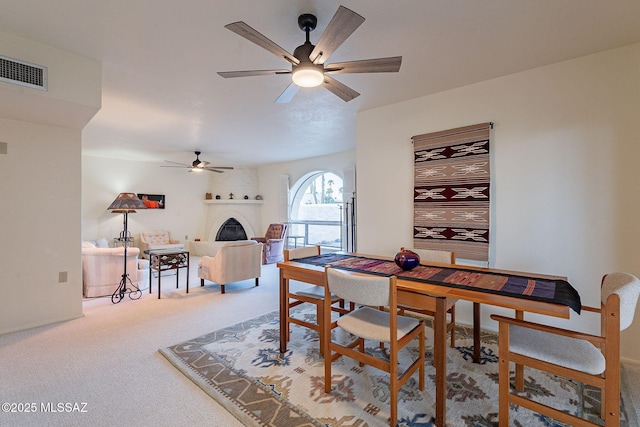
[217,5,402,103]
[161,151,233,173]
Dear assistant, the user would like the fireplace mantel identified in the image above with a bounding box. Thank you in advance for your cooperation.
[203,200,263,205]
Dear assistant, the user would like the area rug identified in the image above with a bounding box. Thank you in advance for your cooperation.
[159,306,635,426]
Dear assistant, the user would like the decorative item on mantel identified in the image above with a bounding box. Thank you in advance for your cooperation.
[229,193,234,199]
[244,195,249,200]
[216,195,221,200]
[255,195,263,200]
[205,193,212,200]
[394,247,420,271]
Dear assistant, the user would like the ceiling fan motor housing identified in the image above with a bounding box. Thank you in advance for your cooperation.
[298,14,317,32]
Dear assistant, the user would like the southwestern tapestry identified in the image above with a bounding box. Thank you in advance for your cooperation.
[412,122,492,262]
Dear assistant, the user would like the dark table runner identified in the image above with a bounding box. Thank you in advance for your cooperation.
[295,253,582,314]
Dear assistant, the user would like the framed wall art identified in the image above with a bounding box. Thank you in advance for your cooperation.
[137,193,165,209]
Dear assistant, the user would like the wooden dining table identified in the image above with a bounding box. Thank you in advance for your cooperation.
[277,252,580,426]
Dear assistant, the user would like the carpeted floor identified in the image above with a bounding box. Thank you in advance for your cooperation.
[160,304,638,426]
[0,259,638,426]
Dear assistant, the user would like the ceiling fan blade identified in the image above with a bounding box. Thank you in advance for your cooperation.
[275,82,300,104]
[325,56,402,74]
[218,69,291,78]
[309,6,365,65]
[162,160,190,166]
[160,165,190,168]
[322,75,360,102]
[205,166,234,170]
[225,21,299,65]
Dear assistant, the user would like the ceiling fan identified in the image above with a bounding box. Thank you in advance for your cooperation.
[217,5,402,103]
[161,151,234,173]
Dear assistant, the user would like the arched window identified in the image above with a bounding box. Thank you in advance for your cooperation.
[289,171,343,250]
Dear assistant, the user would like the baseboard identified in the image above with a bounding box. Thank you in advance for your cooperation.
[623,356,640,366]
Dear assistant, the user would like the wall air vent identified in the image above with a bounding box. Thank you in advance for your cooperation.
[0,55,48,91]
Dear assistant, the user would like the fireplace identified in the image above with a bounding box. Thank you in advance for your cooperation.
[215,218,247,241]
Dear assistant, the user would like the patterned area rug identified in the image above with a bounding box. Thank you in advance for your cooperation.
[159,306,634,426]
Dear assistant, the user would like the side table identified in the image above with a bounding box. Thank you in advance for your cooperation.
[146,249,190,299]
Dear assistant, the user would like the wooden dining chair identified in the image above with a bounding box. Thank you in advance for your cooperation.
[397,248,458,348]
[323,267,425,426]
[283,246,349,354]
[491,272,640,427]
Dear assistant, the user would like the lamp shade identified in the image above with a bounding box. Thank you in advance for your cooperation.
[107,193,147,212]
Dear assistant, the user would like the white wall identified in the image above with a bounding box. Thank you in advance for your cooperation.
[82,156,211,246]
[0,119,84,333]
[0,31,100,334]
[357,43,640,361]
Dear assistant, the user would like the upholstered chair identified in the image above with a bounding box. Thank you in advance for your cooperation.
[491,272,640,427]
[198,240,262,294]
[138,230,184,258]
[251,223,288,264]
[323,267,425,427]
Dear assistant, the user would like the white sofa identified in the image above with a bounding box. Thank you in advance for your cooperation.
[138,230,184,258]
[82,242,148,298]
[198,240,262,294]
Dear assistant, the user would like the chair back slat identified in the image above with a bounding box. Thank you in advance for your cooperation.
[326,267,391,307]
[285,245,320,261]
[412,248,455,265]
[601,272,640,330]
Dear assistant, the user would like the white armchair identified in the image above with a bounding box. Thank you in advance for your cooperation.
[198,240,262,294]
[81,242,147,298]
[138,230,184,258]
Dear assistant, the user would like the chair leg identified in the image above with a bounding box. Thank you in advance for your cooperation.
[316,302,324,356]
[255,277,259,287]
[324,346,332,393]
[515,363,524,391]
[358,338,365,367]
[200,278,205,287]
[220,284,225,294]
[419,326,425,391]
[497,322,510,427]
[449,305,456,348]
[389,343,399,427]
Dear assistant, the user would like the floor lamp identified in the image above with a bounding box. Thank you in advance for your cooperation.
[108,193,147,304]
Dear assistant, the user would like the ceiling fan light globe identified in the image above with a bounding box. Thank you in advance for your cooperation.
[191,167,203,172]
[292,67,324,88]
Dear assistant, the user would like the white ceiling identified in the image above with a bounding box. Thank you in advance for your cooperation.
[2,0,640,167]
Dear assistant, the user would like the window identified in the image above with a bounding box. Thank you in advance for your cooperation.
[289,172,343,250]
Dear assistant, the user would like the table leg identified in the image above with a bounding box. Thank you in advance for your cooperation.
[148,259,152,294]
[158,267,161,299]
[186,255,190,293]
[473,302,481,363]
[279,270,287,354]
[434,297,447,426]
